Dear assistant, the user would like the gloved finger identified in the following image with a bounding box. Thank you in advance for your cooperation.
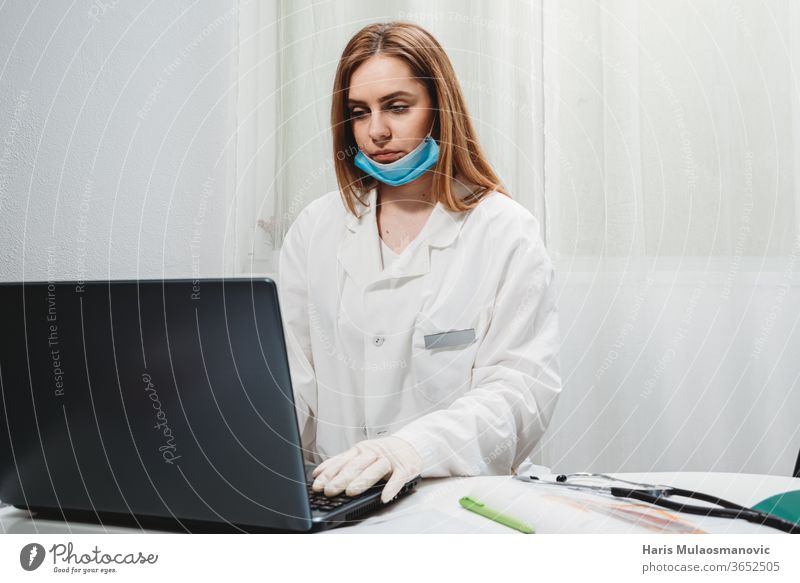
[344,457,392,497]
[312,450,353,478]
[311,449,359,491]
[324,453,380,497]
[380,467,412,504]
[311,457,334,478]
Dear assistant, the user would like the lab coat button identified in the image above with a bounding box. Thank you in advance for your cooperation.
[372,335,385,347]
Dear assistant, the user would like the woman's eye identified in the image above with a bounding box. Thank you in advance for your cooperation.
[389,105,408,113]
[349,110,368,119]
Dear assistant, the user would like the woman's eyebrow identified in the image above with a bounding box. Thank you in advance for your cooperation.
[347,90,414,106]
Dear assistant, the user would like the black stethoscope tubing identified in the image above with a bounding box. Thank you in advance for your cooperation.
[514,473,800,534]
[608,485,800,534]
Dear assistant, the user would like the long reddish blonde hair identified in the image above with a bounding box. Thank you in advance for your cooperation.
[331,21,508,215]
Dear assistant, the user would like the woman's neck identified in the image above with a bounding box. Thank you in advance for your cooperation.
[376,173,435,211]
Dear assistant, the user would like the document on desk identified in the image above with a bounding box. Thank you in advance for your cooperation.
[464,478,783,534]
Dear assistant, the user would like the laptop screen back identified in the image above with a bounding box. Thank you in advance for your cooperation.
[0,278,312,531]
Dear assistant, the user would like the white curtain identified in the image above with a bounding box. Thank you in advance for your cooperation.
[233,0,280,275]
[535,0,800,476]
[236,0,800,476]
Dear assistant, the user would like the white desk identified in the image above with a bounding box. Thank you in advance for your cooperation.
[2,472,798,534]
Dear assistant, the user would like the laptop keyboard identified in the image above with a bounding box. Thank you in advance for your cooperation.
[306,483,357,512]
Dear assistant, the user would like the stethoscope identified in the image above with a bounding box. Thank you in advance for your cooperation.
[513,472,800,534]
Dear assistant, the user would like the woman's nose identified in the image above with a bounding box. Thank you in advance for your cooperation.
[368,112,390,142]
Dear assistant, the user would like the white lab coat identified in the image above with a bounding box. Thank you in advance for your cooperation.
[278,179,561,477]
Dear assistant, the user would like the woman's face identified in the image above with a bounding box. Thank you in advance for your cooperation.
[347,55,435,164]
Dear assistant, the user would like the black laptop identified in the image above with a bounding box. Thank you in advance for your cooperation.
[0,278,419,532]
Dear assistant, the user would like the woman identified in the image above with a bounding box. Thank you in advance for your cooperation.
[279,22,561,504]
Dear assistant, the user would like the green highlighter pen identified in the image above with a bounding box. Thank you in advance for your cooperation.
[459,496,536,534]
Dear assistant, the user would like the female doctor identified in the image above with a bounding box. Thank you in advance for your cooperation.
[278,22,561,504]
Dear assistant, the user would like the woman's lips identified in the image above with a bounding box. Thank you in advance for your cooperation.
[372,151,403,162]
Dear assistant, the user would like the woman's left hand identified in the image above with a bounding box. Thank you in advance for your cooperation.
[311,436,422,503]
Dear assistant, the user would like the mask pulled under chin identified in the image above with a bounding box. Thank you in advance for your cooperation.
[354,135,440,186]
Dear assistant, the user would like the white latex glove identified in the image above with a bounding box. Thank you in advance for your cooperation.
[311,436,422,503]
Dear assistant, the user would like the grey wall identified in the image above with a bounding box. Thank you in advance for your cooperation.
[0,0,240,282]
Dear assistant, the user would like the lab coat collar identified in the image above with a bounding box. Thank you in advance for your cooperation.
[339,179,477,287]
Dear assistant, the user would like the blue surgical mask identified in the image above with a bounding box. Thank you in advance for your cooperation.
[354,134,439,186]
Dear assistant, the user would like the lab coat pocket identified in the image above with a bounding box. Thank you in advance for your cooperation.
[411,307,491,405]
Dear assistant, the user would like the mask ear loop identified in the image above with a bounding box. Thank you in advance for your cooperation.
[425,113,437,141]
